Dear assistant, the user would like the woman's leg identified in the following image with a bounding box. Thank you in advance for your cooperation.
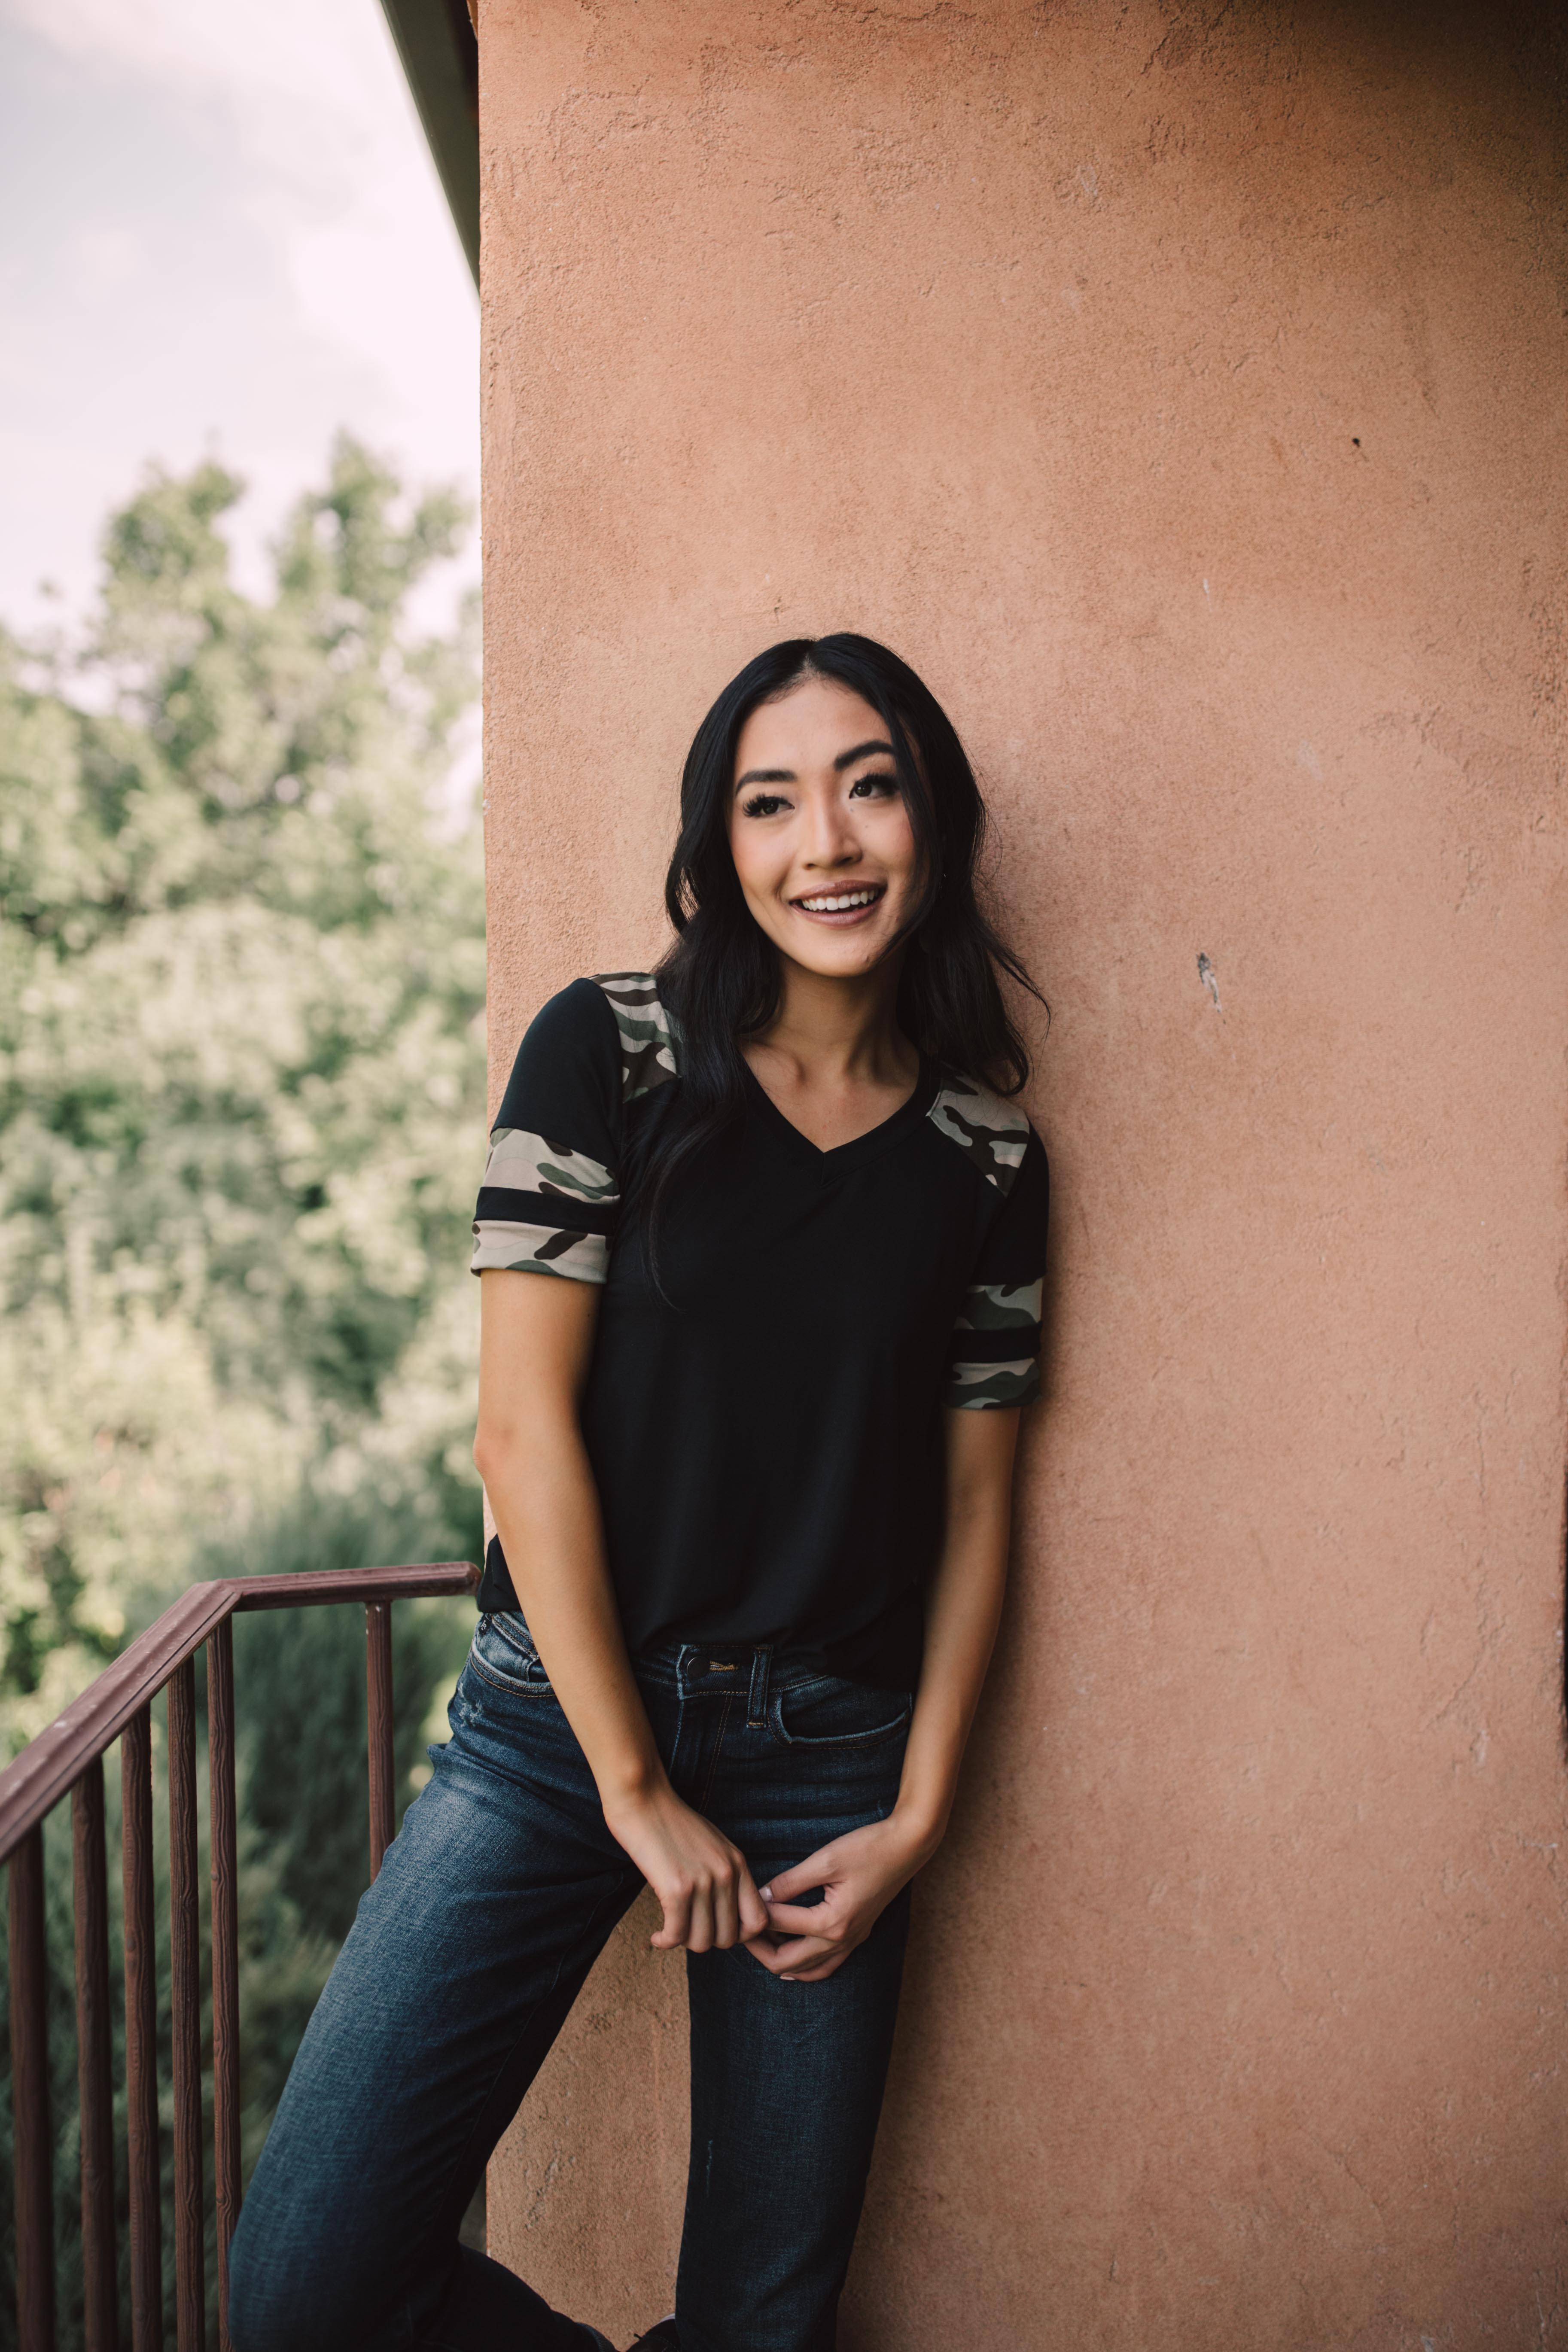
[678,1890,910,2352]
[668,1657,916,2352]
[228,1622,641,2352]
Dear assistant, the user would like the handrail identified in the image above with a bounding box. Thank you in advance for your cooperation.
[0,1563,479,1867]
[2,1557,479,2352]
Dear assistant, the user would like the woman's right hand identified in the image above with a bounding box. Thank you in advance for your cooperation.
[603,1781,771,1953]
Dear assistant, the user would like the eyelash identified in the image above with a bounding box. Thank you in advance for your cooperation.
[740,773,898,819]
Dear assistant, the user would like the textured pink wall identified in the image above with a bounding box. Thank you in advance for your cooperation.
[476,3,1568,2343]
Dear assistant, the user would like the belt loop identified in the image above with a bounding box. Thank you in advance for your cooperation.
[746,1643,773,1728]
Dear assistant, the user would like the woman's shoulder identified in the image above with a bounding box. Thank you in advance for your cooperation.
[493,978,621,1144]
[514,971,679,1102]
[587,971,679,1102]
[493,968,679,1149]
[926,1066,1042,1197]
[515,974,620,1065]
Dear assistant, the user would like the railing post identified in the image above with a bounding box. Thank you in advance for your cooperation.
[207,1619,241,2352]
[9,1822,55,2352]
[0,1562,477,2352]
[167,1661,206,2352]
[365,1601,395,1880]
[122,1706,163,2352]
[72,1759,118,2352]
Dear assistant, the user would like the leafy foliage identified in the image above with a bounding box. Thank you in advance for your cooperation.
[0,438,486,1751]
[0,442,487,2349]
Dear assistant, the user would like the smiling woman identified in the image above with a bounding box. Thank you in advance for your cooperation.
[729,682,924,1141]
[735,697,911,931]
[228,634,1050,2352]
[643,633,1042,1232]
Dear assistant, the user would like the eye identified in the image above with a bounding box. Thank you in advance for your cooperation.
[848,771,899,800]
[741,791,790,818]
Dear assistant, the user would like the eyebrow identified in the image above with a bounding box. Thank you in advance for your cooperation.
[734,739,896,791]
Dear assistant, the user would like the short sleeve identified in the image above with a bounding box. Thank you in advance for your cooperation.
[470,980,623,1284]
[943,1126,1049,1409]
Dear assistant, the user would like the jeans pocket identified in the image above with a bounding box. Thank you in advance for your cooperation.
[769,1673,913,1750]
[467,1610,553,1695]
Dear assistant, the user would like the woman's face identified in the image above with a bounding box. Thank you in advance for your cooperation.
[727,675,922,982]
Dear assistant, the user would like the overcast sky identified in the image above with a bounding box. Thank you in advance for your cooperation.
[0,0,479,639]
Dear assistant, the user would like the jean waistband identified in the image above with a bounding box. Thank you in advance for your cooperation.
[633,1638,821,1723]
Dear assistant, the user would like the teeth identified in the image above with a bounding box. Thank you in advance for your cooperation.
[799,888,880,912]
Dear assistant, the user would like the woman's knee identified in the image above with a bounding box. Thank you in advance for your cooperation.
[227,2191,367,2352]
[225,2209,298,2352]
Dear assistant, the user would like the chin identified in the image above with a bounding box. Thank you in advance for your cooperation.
[795,938,897,980]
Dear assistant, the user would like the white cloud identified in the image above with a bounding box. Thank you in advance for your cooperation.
[6,0,405,198]
[0,0,478,633]
[71,225,149,295]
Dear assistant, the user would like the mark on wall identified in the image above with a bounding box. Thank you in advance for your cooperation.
[1197,952,1221,1010]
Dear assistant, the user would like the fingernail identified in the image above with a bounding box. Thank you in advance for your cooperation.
[759,1886,772,1901]
[780,1975,795,1982]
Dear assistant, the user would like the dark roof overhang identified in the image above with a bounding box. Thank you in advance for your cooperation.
[378,0,480,287]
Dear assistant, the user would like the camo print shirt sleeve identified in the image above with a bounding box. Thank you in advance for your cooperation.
[470,979,631,1284]
[931,1077,1050,1410]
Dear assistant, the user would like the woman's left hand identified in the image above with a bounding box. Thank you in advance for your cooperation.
[746,1811,935,1983]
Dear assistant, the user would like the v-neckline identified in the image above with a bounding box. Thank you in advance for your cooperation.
[742,1053,938,1173]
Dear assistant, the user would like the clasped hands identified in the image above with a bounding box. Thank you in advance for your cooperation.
[602,1780,932,1985]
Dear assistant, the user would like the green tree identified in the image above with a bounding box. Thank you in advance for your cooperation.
[0,438,487,1754]
[0,442,487,2350]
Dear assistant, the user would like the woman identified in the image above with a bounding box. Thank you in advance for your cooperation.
[229,633,1049,2352]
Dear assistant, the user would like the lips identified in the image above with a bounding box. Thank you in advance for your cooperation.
[792,883,886,917]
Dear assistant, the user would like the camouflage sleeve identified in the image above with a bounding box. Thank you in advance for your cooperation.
[470,980,623,1285]
[943,1126,1049,1409]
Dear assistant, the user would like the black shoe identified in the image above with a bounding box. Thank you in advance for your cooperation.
[627,2322,679,2350]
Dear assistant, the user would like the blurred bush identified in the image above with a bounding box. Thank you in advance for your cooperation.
[0,433,486,1753]
[0,439,487,2347]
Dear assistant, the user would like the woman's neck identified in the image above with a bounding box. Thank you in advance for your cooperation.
[749,951,918,1091]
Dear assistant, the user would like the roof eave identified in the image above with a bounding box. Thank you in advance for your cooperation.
[378,0,480,288]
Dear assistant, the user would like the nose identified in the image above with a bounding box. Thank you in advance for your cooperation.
[800,786,861,870]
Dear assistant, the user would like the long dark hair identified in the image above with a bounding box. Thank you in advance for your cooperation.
[636,632,1044,1244]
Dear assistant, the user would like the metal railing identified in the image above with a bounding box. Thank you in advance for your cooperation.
[0,1560,480,2352]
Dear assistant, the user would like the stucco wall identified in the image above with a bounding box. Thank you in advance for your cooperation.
[475,3,1568,2343]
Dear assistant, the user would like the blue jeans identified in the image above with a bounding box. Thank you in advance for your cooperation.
[228,1616,914,2352]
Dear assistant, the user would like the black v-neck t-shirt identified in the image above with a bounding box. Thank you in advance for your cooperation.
[472,973,1049,1684]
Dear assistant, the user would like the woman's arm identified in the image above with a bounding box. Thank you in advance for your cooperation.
[889,1402,1022,1852]
[474,1269,769,1953]
[753,1404,1021,1981]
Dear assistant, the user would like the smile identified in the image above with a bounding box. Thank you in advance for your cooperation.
[793,885,886,916]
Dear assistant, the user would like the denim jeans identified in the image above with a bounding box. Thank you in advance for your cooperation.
[228,1613,914,2352]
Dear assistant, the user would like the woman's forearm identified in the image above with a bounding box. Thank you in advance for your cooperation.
[478,1417,668,1810]
[892,1407,1021,1855]
[474,1272,668,1813]
[475,1272,767,1953]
